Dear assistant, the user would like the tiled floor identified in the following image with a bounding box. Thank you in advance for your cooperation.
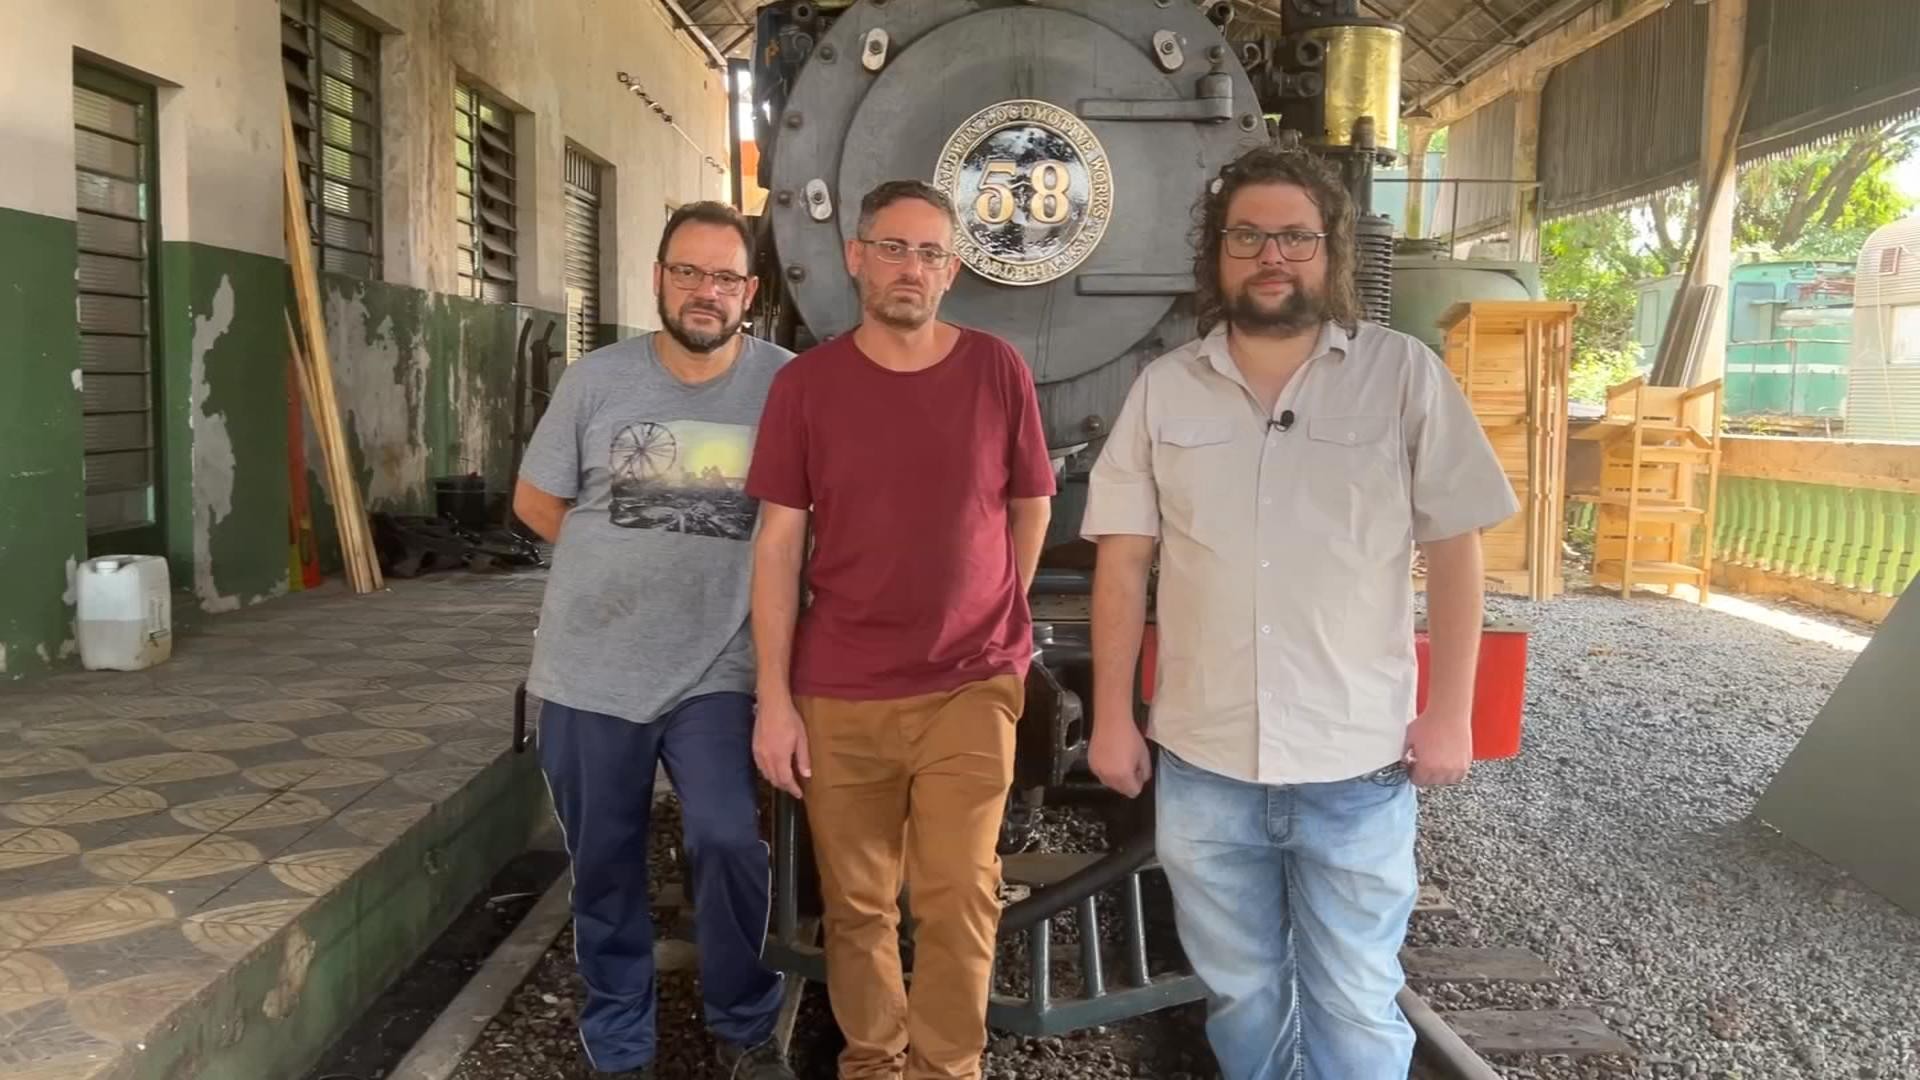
[0,569,547,1080]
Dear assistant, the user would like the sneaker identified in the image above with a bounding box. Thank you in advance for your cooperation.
[715,1037,798,1080]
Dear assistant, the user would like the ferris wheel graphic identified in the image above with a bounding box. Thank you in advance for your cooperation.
[611,422,678,483]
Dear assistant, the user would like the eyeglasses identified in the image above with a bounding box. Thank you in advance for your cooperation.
[1220,227,1326,262]
[859,239,956,269]
[664,263,749,295]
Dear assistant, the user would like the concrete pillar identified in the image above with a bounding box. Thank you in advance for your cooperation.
[1694,0,1749,385]
[1404,123,1434,240]
[1509,81,1544,263]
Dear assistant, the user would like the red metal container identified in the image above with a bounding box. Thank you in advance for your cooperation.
[1136,621,1528,761]
[1415,622,1529,761]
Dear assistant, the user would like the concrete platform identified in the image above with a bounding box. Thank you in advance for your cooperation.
[0,570,553,1080]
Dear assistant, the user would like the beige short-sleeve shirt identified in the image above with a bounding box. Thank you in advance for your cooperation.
[1080,320,1518,785]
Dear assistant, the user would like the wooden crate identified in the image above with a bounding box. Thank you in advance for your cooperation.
[1434,300,1580,600]
[1572,377,1724,601]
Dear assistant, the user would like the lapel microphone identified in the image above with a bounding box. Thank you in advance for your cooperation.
[1269,409,1296,432]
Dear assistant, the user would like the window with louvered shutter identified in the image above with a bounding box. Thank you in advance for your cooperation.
[282,0,382,279]
[563,146,603,362]
[73,68,161,542]
[456,84,519,303]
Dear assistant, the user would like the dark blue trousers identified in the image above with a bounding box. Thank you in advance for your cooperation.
[537,693,784,1072]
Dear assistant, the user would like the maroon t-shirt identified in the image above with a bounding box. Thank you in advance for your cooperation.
[745,326,1058,700]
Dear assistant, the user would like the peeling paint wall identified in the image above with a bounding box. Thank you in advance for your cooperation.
[308,277,555,548]
[0,0,733,675]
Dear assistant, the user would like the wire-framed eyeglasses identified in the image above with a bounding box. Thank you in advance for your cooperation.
[664,263,750,295]
[1220,227,1326,262]
[860,238,956,269]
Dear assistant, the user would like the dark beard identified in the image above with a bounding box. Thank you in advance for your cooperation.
[659,295,741,354]
[1226,278,1325,336]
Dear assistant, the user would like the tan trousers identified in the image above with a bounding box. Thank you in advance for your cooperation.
[795,674,1023,1080]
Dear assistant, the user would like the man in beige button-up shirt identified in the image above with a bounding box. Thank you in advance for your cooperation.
[1080,145,1516,1080]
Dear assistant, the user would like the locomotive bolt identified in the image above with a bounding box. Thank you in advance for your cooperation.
[785,111,803,129]
[1209,45,1227,63]
[786,266,807,282]
[868,37,883,53]
[776,190,793,206]
[1159,39,1175,54]
[819,44,835,61]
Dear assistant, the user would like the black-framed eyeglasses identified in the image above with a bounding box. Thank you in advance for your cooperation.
[664,263,749,295]
[859,238,956,269]
[1220,227,1326,262]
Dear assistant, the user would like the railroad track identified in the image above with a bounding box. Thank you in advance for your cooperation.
[1404,881,1635,1079]
[363,810,1635,1080]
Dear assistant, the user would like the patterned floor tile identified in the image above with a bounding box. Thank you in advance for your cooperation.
[0,569,546,1077]
[18,719,162,752]
[63,966,221,1045]
[0,886,176,949]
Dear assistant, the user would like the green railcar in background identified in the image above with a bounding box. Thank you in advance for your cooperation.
[1635,260,1855,429]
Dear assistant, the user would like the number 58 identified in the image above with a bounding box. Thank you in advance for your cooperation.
[974,159,1073,226]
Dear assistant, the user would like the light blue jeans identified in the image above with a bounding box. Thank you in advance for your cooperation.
[1155,747,1418,1080]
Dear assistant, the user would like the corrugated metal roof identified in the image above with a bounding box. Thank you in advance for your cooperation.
[1535,0,1920,219]
[689,0,1583,85]
[1429,92,1517,242]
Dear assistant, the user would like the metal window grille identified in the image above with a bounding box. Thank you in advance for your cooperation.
[73,69,161,539]
[456,83,519,303]
[563,146,604,362]
[281,0,382,279]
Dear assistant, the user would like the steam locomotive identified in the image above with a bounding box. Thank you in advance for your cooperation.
[741,0,1412,1035]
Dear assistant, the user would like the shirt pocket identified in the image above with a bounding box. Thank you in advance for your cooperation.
[1152,415,1235,549]
[1296,414,1409,558]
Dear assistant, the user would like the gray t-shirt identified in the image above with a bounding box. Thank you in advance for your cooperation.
[520,331,792,724]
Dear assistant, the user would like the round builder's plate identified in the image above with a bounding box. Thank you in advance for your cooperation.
[933,98,1114,288]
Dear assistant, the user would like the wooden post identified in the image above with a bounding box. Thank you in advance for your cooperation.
[1405,122,1434,240]
[1694,0,1749,387]
[1509,80,1544,264]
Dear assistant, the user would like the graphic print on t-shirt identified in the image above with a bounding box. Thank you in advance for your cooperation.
[608,419,757,539]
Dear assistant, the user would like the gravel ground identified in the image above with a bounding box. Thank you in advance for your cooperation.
[1412,583,1920,1080]
[451,582,1917,1080]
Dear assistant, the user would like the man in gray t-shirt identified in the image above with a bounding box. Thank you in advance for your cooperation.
[514,201,796,1080]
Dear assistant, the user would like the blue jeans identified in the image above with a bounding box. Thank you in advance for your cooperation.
[538,694,785,1072]
[1155,748,1418,1080]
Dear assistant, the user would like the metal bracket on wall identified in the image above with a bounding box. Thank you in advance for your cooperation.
[804,178,834,221]
[1076,274,1197,296]
[1079,72,1232,122]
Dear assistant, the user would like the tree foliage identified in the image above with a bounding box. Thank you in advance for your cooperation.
[1541,214,1656,401]
[1542,123,1917,401]
[1639,121,1918,267]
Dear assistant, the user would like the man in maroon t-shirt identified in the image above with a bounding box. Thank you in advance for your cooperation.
[745,179,1056,1080]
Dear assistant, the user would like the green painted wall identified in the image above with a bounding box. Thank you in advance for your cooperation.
[0,207,86,675]
[2,220,557,672]
[157,242,291,613]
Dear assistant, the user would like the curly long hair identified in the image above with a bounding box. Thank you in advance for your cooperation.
[1191,145,1361,336]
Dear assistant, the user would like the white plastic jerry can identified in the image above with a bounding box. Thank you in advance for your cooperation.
[76,554,174,671]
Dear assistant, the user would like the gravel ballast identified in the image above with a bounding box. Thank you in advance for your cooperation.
[1414,587,1920,1080]
[448,585,1917,1079]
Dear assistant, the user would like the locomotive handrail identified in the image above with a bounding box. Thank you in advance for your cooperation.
[997,827,1158,935]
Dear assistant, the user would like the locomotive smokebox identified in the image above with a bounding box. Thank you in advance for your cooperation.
[757,0,1267,459]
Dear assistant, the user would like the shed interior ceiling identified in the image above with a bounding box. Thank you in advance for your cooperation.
[676,0,1602,113]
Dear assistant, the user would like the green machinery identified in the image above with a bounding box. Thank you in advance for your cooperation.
[1386,238,1544,353]
[1635,261,1855,424]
